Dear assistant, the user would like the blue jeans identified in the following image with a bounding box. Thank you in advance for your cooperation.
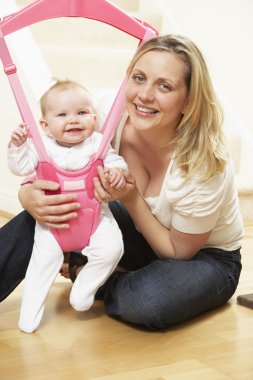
[0,211,35,302]
[0,206,241,331]
[98,201,242,330]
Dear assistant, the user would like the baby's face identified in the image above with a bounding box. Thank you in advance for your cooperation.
[40,87,96,147]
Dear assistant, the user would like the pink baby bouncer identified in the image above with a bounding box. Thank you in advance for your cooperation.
[0,0,158,252]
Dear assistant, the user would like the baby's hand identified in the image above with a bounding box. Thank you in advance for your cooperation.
[10,123,29,147]
[104,167,126,189]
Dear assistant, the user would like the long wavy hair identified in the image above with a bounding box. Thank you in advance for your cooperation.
[127,35,229,181]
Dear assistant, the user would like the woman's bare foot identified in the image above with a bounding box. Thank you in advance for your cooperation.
[59,252,72,279]
[59,253,127,281]
[60,262,70,279]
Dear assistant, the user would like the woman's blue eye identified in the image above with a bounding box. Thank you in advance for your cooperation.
[160,83,171,91]
[133,74,145,82]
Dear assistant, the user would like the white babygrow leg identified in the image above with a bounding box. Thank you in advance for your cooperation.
[70,212,123,311]
[18,223,63,333]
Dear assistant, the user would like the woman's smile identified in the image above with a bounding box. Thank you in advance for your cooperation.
[134,103,159,116]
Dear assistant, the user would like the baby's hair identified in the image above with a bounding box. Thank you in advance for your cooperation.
[40,79,92,117]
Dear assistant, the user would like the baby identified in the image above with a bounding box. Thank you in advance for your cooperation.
[7,79,127,333]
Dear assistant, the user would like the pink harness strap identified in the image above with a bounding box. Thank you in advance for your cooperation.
[0,0,158,251]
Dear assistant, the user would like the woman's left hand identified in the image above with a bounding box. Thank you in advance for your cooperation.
[94,166,137,203]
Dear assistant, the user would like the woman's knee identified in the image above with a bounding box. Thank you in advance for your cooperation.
[107,293,171,330]
[103,273,172,330]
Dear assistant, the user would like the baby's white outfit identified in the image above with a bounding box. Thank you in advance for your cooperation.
[7,133,127,333]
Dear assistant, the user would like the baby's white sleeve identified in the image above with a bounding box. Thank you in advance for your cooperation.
[7,140,39,176]
[103,144,128,169]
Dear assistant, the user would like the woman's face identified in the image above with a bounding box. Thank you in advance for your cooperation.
[125,50,189,136]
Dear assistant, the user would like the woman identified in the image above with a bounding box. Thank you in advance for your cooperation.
[0,35,243,330]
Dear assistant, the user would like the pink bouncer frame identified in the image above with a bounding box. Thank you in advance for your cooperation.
[0,0,158,251]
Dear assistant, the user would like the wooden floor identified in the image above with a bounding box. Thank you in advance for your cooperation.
[0,214,253,380]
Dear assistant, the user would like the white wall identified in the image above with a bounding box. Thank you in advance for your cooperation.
[156,0,253,189]
[1,0,253,216]
[0,0,52,214]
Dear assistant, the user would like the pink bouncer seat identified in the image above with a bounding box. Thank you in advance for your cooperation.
[0,0,158,252]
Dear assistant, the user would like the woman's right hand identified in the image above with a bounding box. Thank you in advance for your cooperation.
[18,180,80,229]
[94,166,139,204]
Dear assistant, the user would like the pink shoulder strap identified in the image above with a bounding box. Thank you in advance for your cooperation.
[0,0,158,163]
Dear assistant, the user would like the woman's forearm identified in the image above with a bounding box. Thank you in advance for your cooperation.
[94,167,210,259]
[122,192,177,258]
[123,191,211,260]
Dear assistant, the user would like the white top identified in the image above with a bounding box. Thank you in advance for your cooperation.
[7,132,127,175]
[113,115,243,251]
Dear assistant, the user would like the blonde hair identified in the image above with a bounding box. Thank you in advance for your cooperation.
[127,35,229,181]
[40,79,92,117]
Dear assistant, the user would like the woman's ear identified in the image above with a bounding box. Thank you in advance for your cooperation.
[40,118,49,134]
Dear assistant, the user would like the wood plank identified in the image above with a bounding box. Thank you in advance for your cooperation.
[0,216,253,380]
